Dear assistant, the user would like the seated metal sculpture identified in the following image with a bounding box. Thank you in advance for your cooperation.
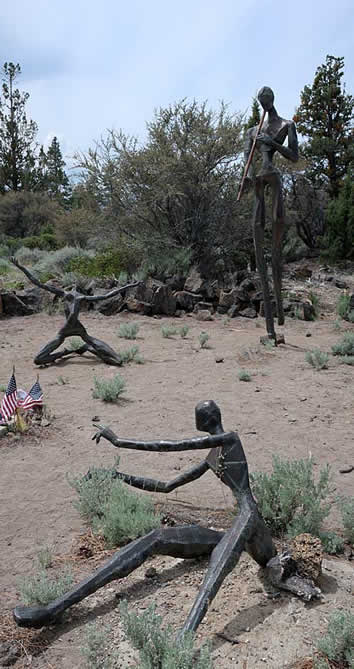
[14,401,320,635]
[11,258,138,366]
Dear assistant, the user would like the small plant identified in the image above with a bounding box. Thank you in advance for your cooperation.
[57,375,69,385]
[0,384,6,392]
[19,568,73,606]
[238,369,252,382]
[69,466,160,547]
[333,318,342,331]
[319,530,344,555]
[118,322,140,340]
[161,325,178,338]
[80,622,117,669]
[305,349,329,370]
[262,338,275,351]
[179,325,190,338]
[223,317,231,326]
[92,375,126,402]
[68,336,84,351]
[308,290,320,318]
[341,355,354,365]
[338,496,354,544]
[199,331,210,348]
[119,601,213,669]
[336,292,351,319]
[250,456,333,539]
[119,345,144,364]
[37,546,53,570]
[332,332,354,357]
[293,305,302,319]
[314,610,354,668]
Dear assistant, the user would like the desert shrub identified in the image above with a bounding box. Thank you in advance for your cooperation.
[21,232,58,251]
[15,246,47,265]
[341,355,354,365]
[68,245,140,278]
[101,480,160,547]
[238,369,252,381]
[81,622,117,669]
[69,466,160,547]
[92,375,126,402]
[179,325,190,338]
[68,337,84,351]
[338,496,354,544]
[308,290,320,318]
[314,610,354,669]
[250,456,333,539]
[19,568,73,606]
[0,258,11,275]
[332,332,354,356]
[320,531,344,555]
[199,331,210,348]
[37,547,53,570]
[119,601,213,669]
[336,293,352,319]
[33,247,94,280]
[161,325,178,338]
[118,323,139,339]
[0,191,61,239]
[68,467,117,525]
[119,346,144,364]
[305,349,329,370]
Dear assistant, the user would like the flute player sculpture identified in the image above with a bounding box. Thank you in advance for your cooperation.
[238,87,299,342]
[13,401,321,634]
[11,257,139,366]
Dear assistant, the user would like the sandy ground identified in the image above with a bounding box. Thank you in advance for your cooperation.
[0,303,353,668]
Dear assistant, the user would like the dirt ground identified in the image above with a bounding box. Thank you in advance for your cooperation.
[0,278,353,668]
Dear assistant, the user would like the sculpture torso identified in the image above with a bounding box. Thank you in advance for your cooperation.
[250,115,293,175]
[206,432,251,498]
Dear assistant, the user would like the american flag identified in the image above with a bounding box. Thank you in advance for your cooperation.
[0,372,18,422]
[21,379,43,410]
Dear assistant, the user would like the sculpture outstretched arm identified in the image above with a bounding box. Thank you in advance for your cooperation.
[83,281,140,303]
[10,257,65,297]
[93,425,235,452]
[91,460,210,493]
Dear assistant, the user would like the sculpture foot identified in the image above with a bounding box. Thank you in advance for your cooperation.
[13,605,57,628]
[265,551,322,601]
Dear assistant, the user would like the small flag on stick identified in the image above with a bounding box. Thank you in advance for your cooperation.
[0,369,18,422]
[21,376,43,410]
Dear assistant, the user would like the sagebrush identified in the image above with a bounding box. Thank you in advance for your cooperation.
[314,610,354,668]
[305,348,329,370]
[238,369,251,382]
[80,622,117,668]
[118,323,140,339]
[250,456,334,541]
[92,375,126,402]
[19,568,73,606]
[119,601,213,669]
[332,332,354,357]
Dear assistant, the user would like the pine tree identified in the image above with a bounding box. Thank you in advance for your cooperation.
[0,62,38,192]
[294,55,354,198]
[245,96,261,130]
[325,169,354,260]
[43,136,71,204]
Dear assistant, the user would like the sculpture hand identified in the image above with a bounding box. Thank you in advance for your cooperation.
[92,424,117,445]
[256,133,274,148]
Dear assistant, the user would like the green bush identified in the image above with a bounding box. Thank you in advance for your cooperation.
[68,337,84,351]
[19,568,73,606]
[118,323,140,339]
[179,325,190,338]
[119,601,213,669]
[332,332,354,356]
[33,247,94,280]
[337,293,352,319]
[68,246,139,278]
[238,369,252,381]
[21,233,58,251]
[37,546,53,570]
[250,456,333,539]
[314,611,354,668]
[101,481,160,547]
[199,331,210,348]
[69,466,160,547]
[305,349,329,370]
[81,622,117,669]
[15,246,47,265]
[308,290,320,318]
[92,375,126,402]
[119,345,144,364]
[0,258,11,275]
[161,325,178,338]
[338,496,354,544]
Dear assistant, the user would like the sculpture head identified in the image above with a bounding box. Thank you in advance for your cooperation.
[195,400,222,434]
[258,86,275,111]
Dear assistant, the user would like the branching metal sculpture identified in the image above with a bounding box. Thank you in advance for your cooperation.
[13,401,321,634]
[11,258,139,366]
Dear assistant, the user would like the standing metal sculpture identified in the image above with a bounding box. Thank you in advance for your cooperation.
[238,87,299,342]
[11,258,139,366]
[13,401,320,633]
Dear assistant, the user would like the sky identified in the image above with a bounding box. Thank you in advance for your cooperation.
[1,0,353,163]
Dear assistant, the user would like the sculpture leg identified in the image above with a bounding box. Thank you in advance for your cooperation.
[13,526,223,629]
[271,175,285,326]
[253,178,276,339]
[179,503,255,637]
[81,332,122,366]
[34,334,68,365]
